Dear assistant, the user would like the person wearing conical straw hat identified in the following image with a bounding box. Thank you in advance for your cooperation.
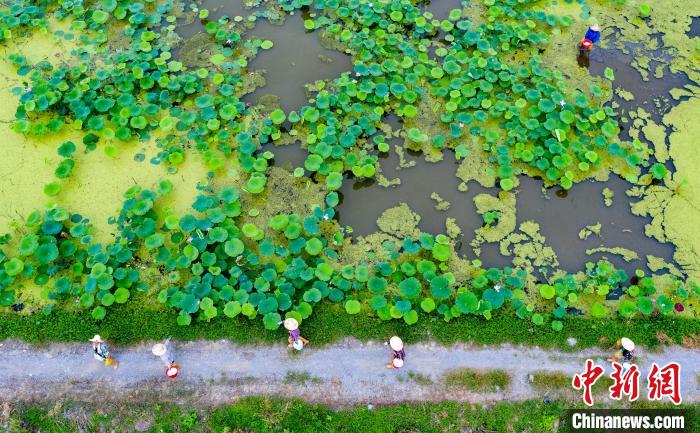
[608,337,635,363]
[152,339,175,367]
[153,338,181,378]
[282,318,309,349]
[578,23,601,51]
[90,335,119,370]
[386,336,405,369]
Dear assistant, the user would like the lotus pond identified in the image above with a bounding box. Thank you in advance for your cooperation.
[0,0,698,339]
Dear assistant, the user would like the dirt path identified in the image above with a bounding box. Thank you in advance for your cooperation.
[0,339,697,407]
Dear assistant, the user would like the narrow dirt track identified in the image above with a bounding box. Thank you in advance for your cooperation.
[0,339,697,407]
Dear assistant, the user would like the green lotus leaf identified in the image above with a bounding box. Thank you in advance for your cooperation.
[92,306,107,321]
[590,302,609,318]
[304,238,323,255]
[656,295,673,314]
[650,163,668,180]
[326,172,343,190]
[403,309,419,325]
[3,258,24,276]
[303,288,322,303]
[370,295,387,310]
[263,312,282,330]
[420,297,436,313]
[246,173,267,194]
[224,301,242,318]
[637,297,654,315]
[539,284,555,299]
[430,275,451,300]
[399,277,421,298]
[345,299,361,315]
[101,292,115,306]
[455,291,478,314]
[145,233,164,250]
[618,299,637,318]
[114,287,130,304]
[34,243,58,264]
[367,276,387,293]
[431,243,450,262]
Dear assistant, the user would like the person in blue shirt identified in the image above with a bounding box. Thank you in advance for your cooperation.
[579,24,601,50]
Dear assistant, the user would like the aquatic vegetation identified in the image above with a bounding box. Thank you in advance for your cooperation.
[0,0,697,338]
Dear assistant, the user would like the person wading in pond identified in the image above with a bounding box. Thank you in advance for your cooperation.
[90,335,119,370]
[607,337,635,363]
[577,23,601,67]
[579,24,601,50]
[386,336,405,369]
[282,318,309,350]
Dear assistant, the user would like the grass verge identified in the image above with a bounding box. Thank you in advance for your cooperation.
[4,398,697,433]
[1,302,699,350]
[530,371,614,395]
[444,368,511,392]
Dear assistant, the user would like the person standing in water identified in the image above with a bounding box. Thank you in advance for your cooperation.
[90,335,119,370]
[579,24,601,51]
[386,336,405,369]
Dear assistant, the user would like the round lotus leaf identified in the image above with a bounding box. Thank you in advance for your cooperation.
[345,299,361,315]
[399,277,421,298]
[637,297,654,315]
[403,309,419,325]
[590,302,609,318]
[430,275,451,299]
[420,297,436,313]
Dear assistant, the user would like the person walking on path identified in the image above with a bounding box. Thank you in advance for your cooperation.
[282,318,309,350]
[90,335,119,370]
[607,337,635,363]
[152,339,180,379]
[386,336,405,369]
[578,24,601,51]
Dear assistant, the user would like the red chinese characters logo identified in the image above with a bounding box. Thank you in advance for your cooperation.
[647,362,682,405]
[572,361,683,405]
[608,362,640,401]
[572,359,605,406]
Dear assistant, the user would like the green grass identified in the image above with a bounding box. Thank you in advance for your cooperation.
[1,301,699,350]
[283,371,321,385]
[397,371,433,386]
[530,371,614,395]
[443,368,511,392]
[6,398,697,433]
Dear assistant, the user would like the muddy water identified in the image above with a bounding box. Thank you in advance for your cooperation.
[244,13,353,112]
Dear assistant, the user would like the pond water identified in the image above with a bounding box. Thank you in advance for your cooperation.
[180,2,683,279]
[586,40,694,120]
[271,135,676,278]
[422,0,464,20]
[177,0,249,38]
[243,13,353,112]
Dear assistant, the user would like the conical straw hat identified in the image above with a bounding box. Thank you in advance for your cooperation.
[389,336,403,351]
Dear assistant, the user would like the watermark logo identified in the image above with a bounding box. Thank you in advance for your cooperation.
[572,360,682,405]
